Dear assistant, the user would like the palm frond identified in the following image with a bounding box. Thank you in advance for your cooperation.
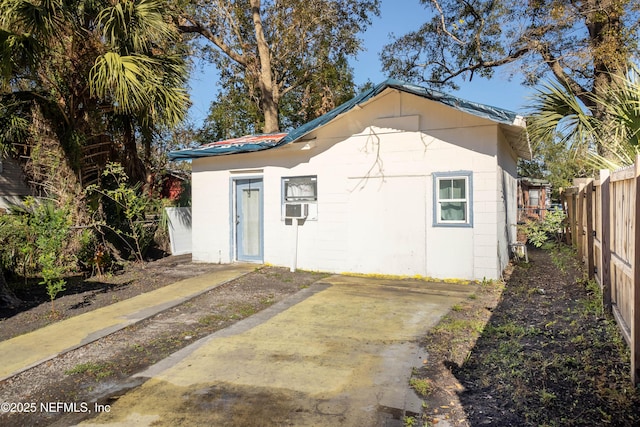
[90,52,159,114]
[9,0,66,40]
[96,0,177,54]
[0,29,42,87]
[526,79,596,153]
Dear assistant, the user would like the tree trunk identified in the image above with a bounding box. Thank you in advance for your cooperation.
[122,117,147,184]
[250,0,279,133]
[0,267,22,308]
[583,0,626,158]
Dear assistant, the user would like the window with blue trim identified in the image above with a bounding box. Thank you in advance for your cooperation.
[434,172,473,227]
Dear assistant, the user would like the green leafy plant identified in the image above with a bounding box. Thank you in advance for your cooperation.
[86,163,160,262]
[410,377,433,397]
[0,199,72,312]
[403,415,417,426]
[522,209,566,247]
[31,202,72,311]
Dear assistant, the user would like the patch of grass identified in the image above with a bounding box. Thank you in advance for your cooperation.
[484,321,542,339]
[451,303,465,312]
[65,362,113,380]
[442,247,640,426]
[437,317,485,334]
[539,389,557,406]
[410,377,433,397]
[229,303,258,319]
[198,313,228,325]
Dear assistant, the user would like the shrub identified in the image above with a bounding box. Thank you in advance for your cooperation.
[86,163,160,262]
[521,209,566,247]
[0,198,72,310]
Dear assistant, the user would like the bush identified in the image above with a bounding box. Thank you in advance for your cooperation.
[86,163,160,262]
[521,209,566,247]
[0,198,72,310]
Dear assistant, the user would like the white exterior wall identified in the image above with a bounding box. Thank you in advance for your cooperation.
[496,134,519,276]
[191,89,512,280]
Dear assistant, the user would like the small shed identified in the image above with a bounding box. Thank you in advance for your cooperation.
[518,177,551,222]
[170,79,530,280]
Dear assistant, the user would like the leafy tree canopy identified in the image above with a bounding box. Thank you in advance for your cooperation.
[0,0,190,184]
[175,0,380,137]
[381,0,640,111]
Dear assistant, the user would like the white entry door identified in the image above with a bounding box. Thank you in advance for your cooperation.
[235,178,263,262]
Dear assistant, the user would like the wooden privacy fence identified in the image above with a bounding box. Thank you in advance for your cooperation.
[561,155,640,385]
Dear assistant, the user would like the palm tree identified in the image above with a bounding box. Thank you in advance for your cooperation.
[90,0,189,181]
[0,0,189,185]
[527,67,640,171]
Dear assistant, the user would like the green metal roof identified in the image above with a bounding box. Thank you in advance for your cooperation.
[169,78,528,160]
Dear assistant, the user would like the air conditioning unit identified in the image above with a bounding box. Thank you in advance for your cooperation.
[284,203,308,219]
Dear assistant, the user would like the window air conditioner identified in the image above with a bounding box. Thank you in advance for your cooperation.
[284,203,308,219]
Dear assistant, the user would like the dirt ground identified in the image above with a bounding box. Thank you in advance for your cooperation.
[1,247,639,427]
[415,246,640,426]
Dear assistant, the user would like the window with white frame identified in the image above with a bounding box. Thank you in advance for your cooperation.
[283,176,317,202]
[529,189,540,207]
[433,171,472,227]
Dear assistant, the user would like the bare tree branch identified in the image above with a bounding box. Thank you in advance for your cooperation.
[430,0,465,45]
[177,16,248,67]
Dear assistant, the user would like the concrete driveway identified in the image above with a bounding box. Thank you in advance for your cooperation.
[81,275,475,426]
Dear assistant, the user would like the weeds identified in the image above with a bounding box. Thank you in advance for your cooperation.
[403,415,417,426]
[410,378,433,397]
[65,362,113,380]
[415,246,639,426]
[451,303,465,312]
[199,314,228,325]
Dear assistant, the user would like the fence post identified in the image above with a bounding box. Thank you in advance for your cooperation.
[585,179,595,278]
[632,155,640,385]
[600,169,612,312]
[561,191,571,245]
[575,182,584,261]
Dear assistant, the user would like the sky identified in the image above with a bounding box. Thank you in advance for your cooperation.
[186,0,536,127]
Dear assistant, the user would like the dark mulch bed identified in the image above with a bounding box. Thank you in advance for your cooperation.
[417,245,640,426]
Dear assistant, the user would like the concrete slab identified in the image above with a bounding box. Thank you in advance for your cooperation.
[81,276,476,426]
[0,264,255,381]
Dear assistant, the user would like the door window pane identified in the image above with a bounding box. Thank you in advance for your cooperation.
[529,189,540,207]
[241,188,261,256]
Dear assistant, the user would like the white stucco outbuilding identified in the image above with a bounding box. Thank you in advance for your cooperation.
[170,80,531,281]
